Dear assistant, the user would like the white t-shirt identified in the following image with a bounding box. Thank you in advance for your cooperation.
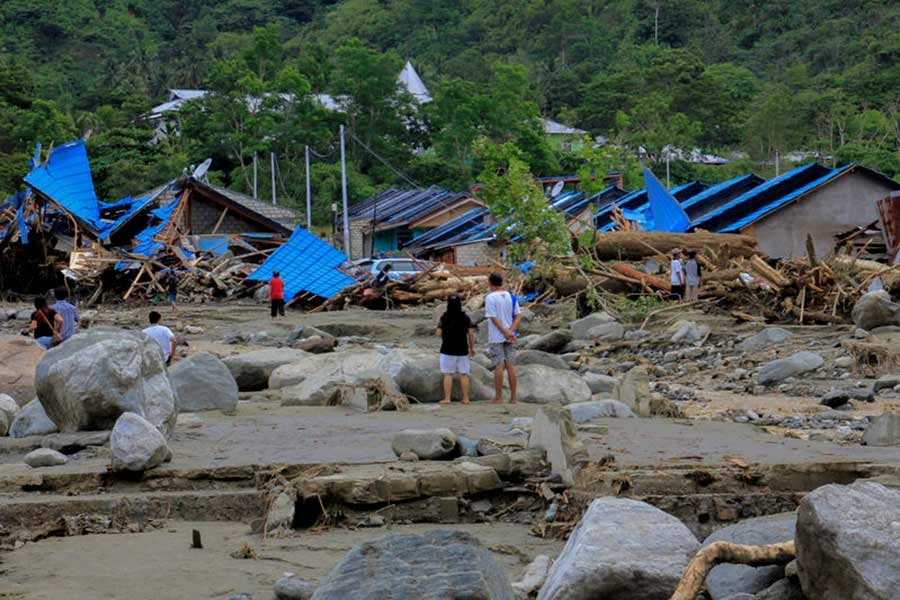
[485,290,521,344]
[670,259,684,286]
[143,324,175,361]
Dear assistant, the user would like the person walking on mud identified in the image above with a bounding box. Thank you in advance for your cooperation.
[485,273,521,404]
[436,294,476,404]
[269,270,285,318]
[167,273,179,313]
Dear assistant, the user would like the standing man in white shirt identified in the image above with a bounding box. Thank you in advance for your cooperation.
[670,248,685,300]
[143,311,176,365]
[484,272,521,404]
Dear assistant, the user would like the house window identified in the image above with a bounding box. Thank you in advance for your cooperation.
[561,141,573,152]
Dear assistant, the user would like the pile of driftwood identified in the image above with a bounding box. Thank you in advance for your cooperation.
[322,266,490,311]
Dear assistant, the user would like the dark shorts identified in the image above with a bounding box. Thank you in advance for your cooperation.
[670,285,685,300]
[168,293,177,303]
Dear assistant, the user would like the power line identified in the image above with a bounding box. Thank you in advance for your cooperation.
[347,130,422,189]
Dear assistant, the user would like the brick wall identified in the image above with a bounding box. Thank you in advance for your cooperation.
[348,220,367,259]
[453,241,500,266]
[189,198,267,234]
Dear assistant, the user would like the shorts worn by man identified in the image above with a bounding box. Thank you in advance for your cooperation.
[485,272,521,404]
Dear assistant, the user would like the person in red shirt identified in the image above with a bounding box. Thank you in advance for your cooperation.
[269,271,285,318]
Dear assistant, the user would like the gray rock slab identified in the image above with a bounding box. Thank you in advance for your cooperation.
[379,350,493,403]
[170,352,239,413]
[516,349,570,371]
[796,481,900,599]
[581,372,619,394]
[587,321,625,341]
[702,512,797,599]
[274,577,315,600]
[310,530,515,600]
[758,352,823,385]
[514,364,592,405]
[525,330,573,353]
[537,497,699,600]
[852,291,900,331]
[566,400,635,423]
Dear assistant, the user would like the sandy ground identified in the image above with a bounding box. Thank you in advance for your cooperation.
[0,520,564,599]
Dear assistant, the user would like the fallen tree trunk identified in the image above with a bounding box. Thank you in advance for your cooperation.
[593,231,758,262]
[670,540,796,600]
[610,263,671,292]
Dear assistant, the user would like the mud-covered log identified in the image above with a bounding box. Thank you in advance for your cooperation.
[670,540,796,600]
[593,232,758,262]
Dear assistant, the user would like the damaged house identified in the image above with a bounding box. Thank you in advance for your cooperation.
[0,140,350,304]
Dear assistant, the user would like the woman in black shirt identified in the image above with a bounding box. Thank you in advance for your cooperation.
[24,296,63,350]
[436,294,476,404]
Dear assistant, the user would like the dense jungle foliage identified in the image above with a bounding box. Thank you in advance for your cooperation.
[0,1,898,226]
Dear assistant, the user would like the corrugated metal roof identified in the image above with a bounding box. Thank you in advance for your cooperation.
[596,181,706,231]
[542,119,588,135]
[350,187,476,230]
[24,140,103,231]
[247,227,354,300]
[679,173,765,219]
[690,162,833,232]
[201,181,301,227]
[403,207,488,251]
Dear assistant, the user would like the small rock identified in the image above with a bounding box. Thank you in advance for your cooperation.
[399,451,419,462]
[109,412,172,472]
[391,428,458,460]
[512,555,552,598]
[569,312,616,340]
[528,405,587,485]
[23,448,69,467]
[266,491,295,532]
[456,435,478,457]
[525,330,573,353]
[587,321,625,342]
[566,400,635,423]
[739,328,793,352]
[624,329,650,342]
[874,373,900,392]
[274,578,314,600]
[581,372,619,394]
[250,331,270,344]
[854,328,870,339]
[670,320,710,344]
[851,290,900,331]
[184,325,204,334]
[833,356,853,369]
[516,349,569,371]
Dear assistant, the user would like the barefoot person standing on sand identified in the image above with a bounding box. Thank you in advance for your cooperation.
[485,273,521,404]
[436,294,476,404]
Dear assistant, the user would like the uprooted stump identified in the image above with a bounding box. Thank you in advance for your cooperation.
[669,540,796,600]
[841,339,900,377]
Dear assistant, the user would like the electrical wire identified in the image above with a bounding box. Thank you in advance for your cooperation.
[347,130,422,189]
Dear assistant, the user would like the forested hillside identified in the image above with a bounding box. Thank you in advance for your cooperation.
[1,0,898,224]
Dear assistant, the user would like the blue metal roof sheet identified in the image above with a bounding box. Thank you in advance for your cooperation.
[247,227,354,300]
[595,181,705,230]
[24,140,103,231]
[690,162,828,231]
[717,165,855,233]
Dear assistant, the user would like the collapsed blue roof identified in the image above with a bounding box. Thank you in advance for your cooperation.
[679,173,765,220]
[642,167,690,232]
[24,140,103,230]
[247,227,354,300]
[597,181,706,232]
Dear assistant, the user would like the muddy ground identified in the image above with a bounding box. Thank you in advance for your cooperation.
[2,298,900,598]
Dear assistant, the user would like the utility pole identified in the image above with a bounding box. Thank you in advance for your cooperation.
[340,125,350,254]
[775,149,780,177]
[270,152,277,206]
[305,145,312,230]
[253,154,258,200]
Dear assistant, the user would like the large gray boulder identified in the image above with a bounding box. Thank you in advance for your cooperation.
[311,530,515,600]
[566,400,635,423]
[851,291,900,331]
[9,398,58,438]
[110,412,172,472]
[514,365,592,405]
[613,366,652,416]
[758,351,823,385]
[702,512,797,599]
[391,428,458,460]
[34,330,176,435]
[739,328,793,352]
[796,481,900,599]
[516,349,570,371]
[222,348,309,391]
[863,413,900,446]
[570,312,616,340]
[528,405,588,485]
[169,352,239,414]
[272,351,403,407]
[379,350,493,403]
[526,330,573,353]
[0,335,45,404]
[537,497,699,600]
[587,321,625,342]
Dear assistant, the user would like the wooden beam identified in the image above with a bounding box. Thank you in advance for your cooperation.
[211,207,230,234]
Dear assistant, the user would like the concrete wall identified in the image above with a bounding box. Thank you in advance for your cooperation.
[348,220,367,260]
[750,172,892,258]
